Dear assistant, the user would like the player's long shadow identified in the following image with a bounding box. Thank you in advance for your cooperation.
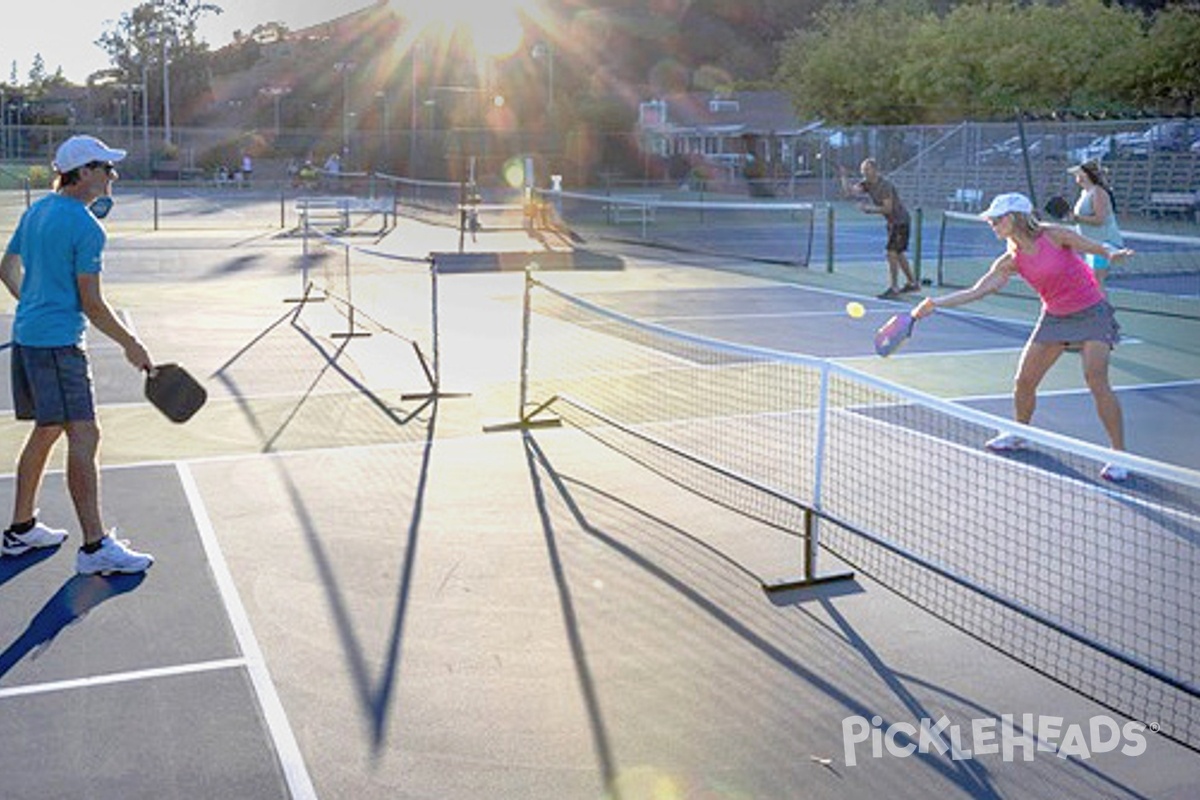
[522,433,1009,796]
[0,573,147,680]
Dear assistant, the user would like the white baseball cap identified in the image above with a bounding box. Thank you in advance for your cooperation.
[979,192,1033,219]
[53,135,127,174]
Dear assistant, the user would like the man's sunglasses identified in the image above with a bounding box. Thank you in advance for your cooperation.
[85,161,116,174]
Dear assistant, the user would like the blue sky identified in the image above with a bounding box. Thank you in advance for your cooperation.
[0,1,376,84]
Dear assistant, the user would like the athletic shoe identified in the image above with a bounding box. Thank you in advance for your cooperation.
[1100,463,1129,482]
[877,287,901,299]
[900,282,921,293]
[985,432,1028,452]
[2,520,68,556]
[76,534,154,575]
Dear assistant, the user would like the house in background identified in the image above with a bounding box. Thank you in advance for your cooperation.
[638,91,822,191]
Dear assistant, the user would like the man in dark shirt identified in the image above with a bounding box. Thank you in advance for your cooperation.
[852,159,919,299]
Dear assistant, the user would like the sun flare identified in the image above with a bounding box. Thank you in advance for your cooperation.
[392,0,531,58]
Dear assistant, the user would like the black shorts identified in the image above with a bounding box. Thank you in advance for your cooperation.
[886,220,910,254]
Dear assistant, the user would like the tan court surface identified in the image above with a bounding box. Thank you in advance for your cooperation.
[0,211,1197,799]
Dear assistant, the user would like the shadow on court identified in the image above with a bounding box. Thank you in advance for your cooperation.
[0,573,146,680]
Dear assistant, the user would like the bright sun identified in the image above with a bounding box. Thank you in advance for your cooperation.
[392,0,529,58]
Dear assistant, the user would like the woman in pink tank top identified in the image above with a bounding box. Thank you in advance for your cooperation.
[913,193,1136,481]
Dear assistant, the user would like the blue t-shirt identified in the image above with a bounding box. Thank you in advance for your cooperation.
[4,193,105,347]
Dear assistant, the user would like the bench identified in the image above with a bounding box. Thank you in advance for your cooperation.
[947,187,983,212]
[605,195,660,224]
[1144,191,1198,222]
[151,162,205,183]
[296,196,394,234]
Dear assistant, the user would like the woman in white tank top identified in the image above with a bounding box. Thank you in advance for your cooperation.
[1069,160,1123,284]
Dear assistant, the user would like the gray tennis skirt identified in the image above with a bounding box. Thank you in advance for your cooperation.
[1032,300,1120,346]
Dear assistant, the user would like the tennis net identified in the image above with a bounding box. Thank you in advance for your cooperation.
[374,172,534,235]
[541,190,817,266]
[515,273,1200,751]
[936,210,1200,319]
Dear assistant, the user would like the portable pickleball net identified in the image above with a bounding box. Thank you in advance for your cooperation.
[505,270,1200,752]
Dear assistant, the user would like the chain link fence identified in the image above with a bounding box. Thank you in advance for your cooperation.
[1,119,1197,229]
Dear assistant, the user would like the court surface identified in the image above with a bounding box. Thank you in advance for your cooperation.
[0,197,1196,799]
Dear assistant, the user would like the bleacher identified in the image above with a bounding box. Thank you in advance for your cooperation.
[295,195,395,234]
[894,152,1198,223]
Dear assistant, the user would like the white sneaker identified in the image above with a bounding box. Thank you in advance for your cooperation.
[985,433,1028,452]
[1100,463,1129,482]
[2,519,68,556]
[76,534,154,575]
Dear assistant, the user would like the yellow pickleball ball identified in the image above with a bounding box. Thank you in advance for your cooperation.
[846,301,866,319]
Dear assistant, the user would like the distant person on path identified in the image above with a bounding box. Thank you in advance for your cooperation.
[240,152,253,185]
[1067,160,1122,284]
[0,135,155,572]
[322,153,341,191]
[844,158,919,299]
[913,193,1135,482]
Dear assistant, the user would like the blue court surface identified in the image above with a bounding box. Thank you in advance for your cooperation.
[563,283,1197,470]
[565,285,1030,359]
[962,380,1200,470]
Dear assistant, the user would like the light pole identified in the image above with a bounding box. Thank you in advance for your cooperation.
[140,60,150,171]
[334,61,357,165]
[376,90,391,167]
[531,42,554,114]
[261,86,290,137]
[409,43,422,173]
[161,35,172,146]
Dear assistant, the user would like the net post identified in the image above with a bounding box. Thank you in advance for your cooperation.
[762,362,852,594]
[914,206,924,283]
[482,267,561,433]
[284,209,325,305]
[761,506,854,594]
[801,202,816,268]
[430,259,441,390]
[329,240,370,341]
[397,258,472,402]
[826,203,835,273]
[936,211,949,287]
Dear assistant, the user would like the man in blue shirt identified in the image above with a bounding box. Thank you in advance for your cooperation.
[0,135,155,574]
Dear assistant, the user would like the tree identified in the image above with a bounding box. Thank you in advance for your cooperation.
[96,0,223,128]
[777,0,1195,123]
[776,0,930,124]
[1134,4,1200,114]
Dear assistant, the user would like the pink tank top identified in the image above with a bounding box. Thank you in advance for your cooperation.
[1013,234,1104,315]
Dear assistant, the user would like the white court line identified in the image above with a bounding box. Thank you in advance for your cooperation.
[954,376,1200,403]
[648,309,854,323]
[178,462,319,800]
[0,657,246,701]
